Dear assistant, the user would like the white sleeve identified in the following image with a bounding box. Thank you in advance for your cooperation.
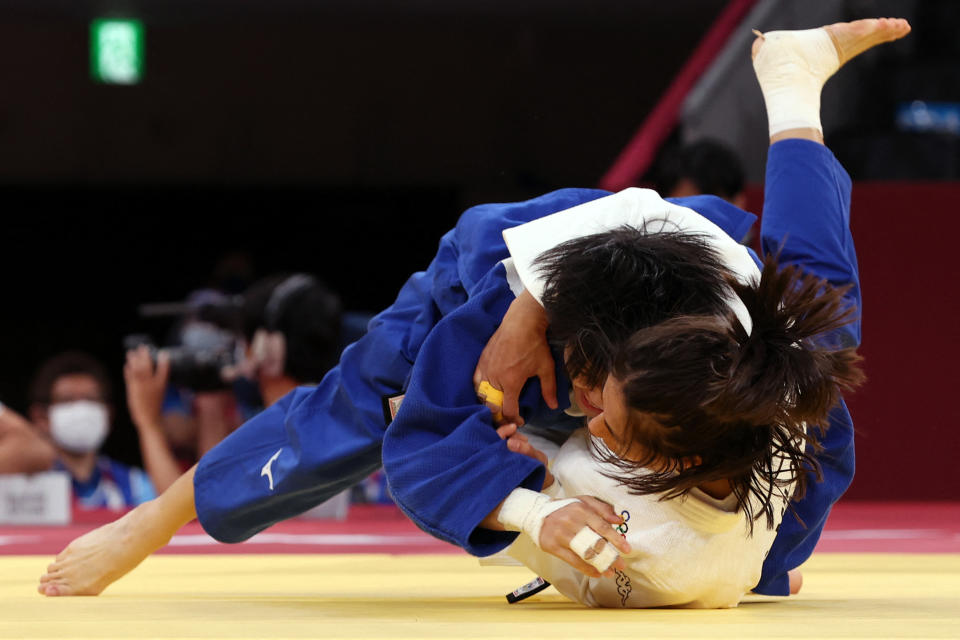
[501,187,759,304]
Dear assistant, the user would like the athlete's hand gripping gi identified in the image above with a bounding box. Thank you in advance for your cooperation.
[473,290,557,426]
[492,423,628,576]
[497,488,626,577]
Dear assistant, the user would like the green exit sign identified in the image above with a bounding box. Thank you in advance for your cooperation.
[90,19,144,85]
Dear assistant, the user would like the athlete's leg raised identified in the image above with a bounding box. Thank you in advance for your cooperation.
[752,17,911,144]
[750,17,909,597]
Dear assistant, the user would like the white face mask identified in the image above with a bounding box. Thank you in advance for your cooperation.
[48,400,109,454]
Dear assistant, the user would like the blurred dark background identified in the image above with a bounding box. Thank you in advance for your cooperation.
[0,0,727,414]
[1,0,958,498]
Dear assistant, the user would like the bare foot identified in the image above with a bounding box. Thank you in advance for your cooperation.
[788,569,803,594]
[752,18,911,65]
[37,501,171,596]
[750,17,911,142]
[824,18,911,68]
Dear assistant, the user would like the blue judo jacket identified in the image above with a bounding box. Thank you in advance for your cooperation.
[194,140,860,597]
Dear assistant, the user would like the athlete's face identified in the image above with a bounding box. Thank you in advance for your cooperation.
[574,371,705,476]
[571,372,653,461]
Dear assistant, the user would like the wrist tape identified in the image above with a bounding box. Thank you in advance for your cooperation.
[498,488,579,549]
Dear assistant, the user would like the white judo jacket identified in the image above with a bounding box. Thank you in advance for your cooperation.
[506,428,793,608]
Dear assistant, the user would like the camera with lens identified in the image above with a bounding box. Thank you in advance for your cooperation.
[123,293,245,392]
[124,274,347,393]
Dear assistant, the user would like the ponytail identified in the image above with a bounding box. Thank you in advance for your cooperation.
[598,254,864,532]
[721,254,864,428]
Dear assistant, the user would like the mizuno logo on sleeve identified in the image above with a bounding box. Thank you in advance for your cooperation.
[261,448,283,491]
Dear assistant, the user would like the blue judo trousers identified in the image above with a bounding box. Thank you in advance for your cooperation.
[194,139,860,596]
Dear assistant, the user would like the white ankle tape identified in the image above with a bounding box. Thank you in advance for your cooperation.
[752,28,839,136]
[498,488,580,549]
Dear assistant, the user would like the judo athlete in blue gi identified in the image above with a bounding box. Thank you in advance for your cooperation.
[38,17,910,602]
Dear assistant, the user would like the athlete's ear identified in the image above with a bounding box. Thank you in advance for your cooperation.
[678,455,703,471]
[251,329,286,378]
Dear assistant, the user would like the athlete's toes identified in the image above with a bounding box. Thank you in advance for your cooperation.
[39,581,67,597]
[880,17,911,39]
[879,17,904,34]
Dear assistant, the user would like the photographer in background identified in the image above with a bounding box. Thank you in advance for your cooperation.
[132,289,248,469]
[651,139,753,246]
[237,273,342,405]
[653,139,748,209]
[27,352,157,509]
[0,401,56,474]
[125,274,342,487]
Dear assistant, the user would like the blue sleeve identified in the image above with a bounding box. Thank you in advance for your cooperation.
[666,194,758,244]
[754,402,855,595]
[382,264,572,557]
[191,189,602,544]
[193,230,460,542]
[752,140,860,595]
[384,189,753,556]
[760,140,861,349]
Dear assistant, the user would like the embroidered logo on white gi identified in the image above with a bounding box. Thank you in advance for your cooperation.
[261,448,283,491]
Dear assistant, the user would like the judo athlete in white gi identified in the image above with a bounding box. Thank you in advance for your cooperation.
[472,19,910,607]
[37,18,910,604]
[479,190,781,608]
[496,426,790,608]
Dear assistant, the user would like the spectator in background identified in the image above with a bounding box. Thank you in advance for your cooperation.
[125,274,343,486]
[0,401,55,474]
[150,288,248,466]
[158,252,256,460]
[653,139,748,211]
[124,350,187,494]
[27,352,157,510]
[238,273,342,405]
[128,252,257,468]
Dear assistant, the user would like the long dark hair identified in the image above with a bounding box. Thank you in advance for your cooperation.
[539,229,864,532]
[538,225,734,388]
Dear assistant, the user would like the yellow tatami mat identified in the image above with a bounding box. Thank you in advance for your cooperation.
[3,553,959,639]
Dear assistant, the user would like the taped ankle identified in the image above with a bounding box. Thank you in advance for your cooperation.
[752,28,839,136]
